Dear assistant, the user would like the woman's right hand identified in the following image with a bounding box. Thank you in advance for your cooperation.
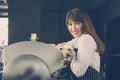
[60,48,74,58]
[56,42,74,57]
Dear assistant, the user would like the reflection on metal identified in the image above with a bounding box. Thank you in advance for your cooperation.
[3,54,51,80]
[0,6,8,9]
[0,0,7,5]
[0,0,8,17]
[4,41,63,73]
[0,12,8,16]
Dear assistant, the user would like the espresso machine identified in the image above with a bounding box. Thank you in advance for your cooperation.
[2,41,73,80]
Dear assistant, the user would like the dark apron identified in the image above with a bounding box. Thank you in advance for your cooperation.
[52,65,101,80]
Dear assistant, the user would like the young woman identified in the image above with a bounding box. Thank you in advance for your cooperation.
[56,8,105,80]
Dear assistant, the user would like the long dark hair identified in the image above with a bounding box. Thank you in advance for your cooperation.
[66,8,105,54]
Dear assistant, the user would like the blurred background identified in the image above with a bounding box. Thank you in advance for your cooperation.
[0,0,120,80]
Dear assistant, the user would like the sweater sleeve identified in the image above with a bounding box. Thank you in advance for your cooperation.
[63,39,76,50]
[70,34,97,77]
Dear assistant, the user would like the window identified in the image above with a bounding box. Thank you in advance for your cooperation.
[0,0,8,46]
[0,18,8,46]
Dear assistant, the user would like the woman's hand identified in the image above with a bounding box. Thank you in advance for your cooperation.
[60,48,74,58]
[56,43,74,58]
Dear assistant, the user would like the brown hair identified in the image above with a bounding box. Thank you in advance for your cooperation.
[66,8,105,54]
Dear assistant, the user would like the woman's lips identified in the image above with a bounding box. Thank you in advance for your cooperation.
[72,31,78,34]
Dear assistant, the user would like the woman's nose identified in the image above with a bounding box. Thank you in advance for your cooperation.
[71,24,76,31]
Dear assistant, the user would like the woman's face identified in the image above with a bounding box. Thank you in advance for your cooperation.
[67,19,82,38]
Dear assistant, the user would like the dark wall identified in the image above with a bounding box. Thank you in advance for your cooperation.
[108,0,120,21]
[105,17,120,80]
[8,0,41,44]
[92,1,120,79]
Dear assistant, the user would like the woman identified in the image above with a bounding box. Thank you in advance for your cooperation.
[56,8,105,80]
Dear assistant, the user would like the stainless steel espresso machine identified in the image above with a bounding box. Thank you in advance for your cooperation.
[2,41,72,80]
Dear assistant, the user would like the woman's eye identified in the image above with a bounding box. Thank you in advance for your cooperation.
[68,23,72,26]
[76,22,81,25]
